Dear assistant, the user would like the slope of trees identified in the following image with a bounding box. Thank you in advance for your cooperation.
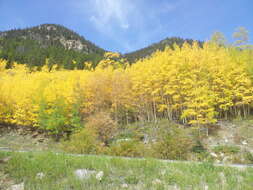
[0,42,253,135]
[124,37,203,63]
[0,24,105,69]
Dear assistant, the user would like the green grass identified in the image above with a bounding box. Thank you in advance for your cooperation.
[0,151,252,190]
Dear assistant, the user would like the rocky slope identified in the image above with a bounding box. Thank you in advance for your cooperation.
[0,24,105,68]
[0,24,105,54]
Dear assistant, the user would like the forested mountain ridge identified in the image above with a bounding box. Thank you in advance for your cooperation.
[0,24,202,68]
[0,24,105,53]
[0,24,105,69]
[124,37,203,63]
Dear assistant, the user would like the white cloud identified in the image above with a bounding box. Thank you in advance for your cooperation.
[89,0,133,31]
[69,0,182,52]
[160,2,177,13]
[121,24,129,29]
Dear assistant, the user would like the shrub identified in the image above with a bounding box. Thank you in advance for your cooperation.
[192,140,206,153]
[190,140,212,161]
[38,97,68,136]
[86,112,117,145]
[68,103,82,130]
[230,151,253,164]
[38,97,83,137]
[107,139,146,157]
[62,128,102,154]
[244,151,253,164]
[116,123,146,141]
[191,152,213,162]
[213,145,240,154]
[152,125,193,160]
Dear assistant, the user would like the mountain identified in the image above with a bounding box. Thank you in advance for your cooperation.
[0,24,203,68]
[124,37,203,63]
[0,24,105,69]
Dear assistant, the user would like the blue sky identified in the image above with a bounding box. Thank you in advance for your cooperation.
[0,0,252,53]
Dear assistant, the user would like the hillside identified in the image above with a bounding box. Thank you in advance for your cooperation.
[0,24,205,68]
[0,23,253,189]
[0,24,105,69]
[124,37,203,63]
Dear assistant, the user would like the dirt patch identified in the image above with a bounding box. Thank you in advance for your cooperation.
[202,120,253,164]
[0,125,60,151]
[0,170,15,190]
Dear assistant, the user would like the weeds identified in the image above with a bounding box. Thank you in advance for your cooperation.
[0,151,252,190]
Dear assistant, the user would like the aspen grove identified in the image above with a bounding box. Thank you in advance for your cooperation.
[0,42,253,134]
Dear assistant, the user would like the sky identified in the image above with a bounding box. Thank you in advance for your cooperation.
[0,0,252,53]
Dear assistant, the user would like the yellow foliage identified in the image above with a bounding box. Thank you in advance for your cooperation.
[0,43,252,131]
[0,59,7,72]
[128,42,253,124]
[97,51,129,69]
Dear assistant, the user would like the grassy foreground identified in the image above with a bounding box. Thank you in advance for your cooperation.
[0,151,252,190]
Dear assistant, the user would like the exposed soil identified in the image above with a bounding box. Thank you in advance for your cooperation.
[0,125,60,151]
